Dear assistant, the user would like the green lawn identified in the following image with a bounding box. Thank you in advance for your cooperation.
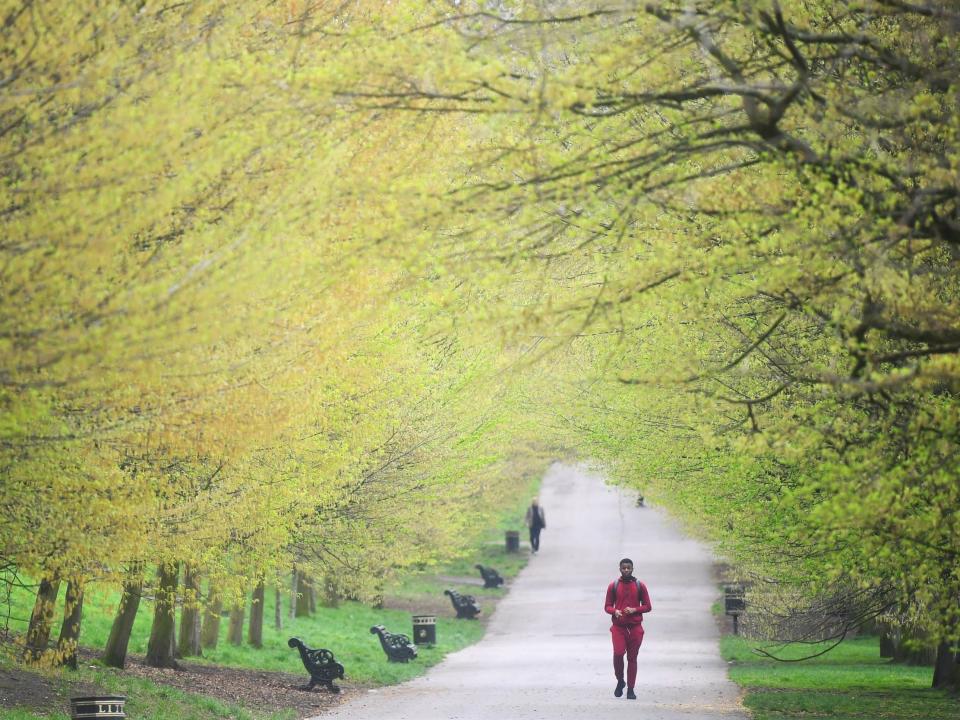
[2,475,541,719]
[4,570,489,685]
[2,583,494,720]
[721,636,959,720]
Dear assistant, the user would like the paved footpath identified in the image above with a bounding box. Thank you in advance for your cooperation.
[311,463,747,720]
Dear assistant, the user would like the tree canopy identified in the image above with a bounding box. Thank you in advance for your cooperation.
[2,0,958,684]
[325,0,960,660]
[0,0,561,613]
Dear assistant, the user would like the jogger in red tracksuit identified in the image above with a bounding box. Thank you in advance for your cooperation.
[604,558,652,699]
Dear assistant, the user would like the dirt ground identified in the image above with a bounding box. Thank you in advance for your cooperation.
[1,643,356,719]
[120,653,359,717]
[1,663,98,715]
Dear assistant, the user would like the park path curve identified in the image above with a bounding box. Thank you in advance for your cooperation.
[311,463,748,720]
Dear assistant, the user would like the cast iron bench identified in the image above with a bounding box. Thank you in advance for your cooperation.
[444,588,481,619]
[475,564,504,588]
[288,637,344,692]
[370,624,418,662]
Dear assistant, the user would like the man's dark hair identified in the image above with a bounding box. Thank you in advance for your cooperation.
[619,558,633,566]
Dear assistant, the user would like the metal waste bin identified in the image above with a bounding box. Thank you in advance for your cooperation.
[724,585,746,614]
[70,696,126,719]
[412,615,436,646]
[724,585,746,635]
[505,530,520,553]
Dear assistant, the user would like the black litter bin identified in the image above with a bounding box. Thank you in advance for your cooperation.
[505,530,520,553]
[724,585,746,635]
[724,585,746,614]
[70,696,126,719]
[412,615,436,646]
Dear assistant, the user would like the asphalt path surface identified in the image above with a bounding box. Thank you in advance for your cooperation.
[312,463,747,719]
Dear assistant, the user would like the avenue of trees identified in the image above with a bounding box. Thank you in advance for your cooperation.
[0,0,563,670]
[2,0,958,692]
[324,0,959,687]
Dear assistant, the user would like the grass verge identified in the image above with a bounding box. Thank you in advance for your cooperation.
[721,635,958,720]
[2,472,543,719]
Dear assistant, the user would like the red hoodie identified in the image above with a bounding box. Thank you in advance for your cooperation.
[604,577,652,627]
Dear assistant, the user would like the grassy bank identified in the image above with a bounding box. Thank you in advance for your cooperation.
[1,473,542,719]
[1,584,495,720]
[721,635,958,720]
[4,582,490,680]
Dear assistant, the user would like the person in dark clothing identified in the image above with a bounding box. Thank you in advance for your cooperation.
[524,498,546,554]
[604,558,652,699]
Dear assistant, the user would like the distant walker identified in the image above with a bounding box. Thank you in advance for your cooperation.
[525,497,546,554]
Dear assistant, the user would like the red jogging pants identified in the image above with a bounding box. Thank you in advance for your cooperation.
[610,624,644,688]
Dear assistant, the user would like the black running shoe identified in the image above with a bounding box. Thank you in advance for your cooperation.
[614,680,626,697]
[626,688,637,700]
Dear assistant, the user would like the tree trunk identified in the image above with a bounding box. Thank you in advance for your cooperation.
[23,576,61,662]
[905,645,937,666]
[289,567,297,619]
[227,603,245,646]
[177,565,202,658]
[880,632,895,658]
[308,580,316,614]
[103,567,143,668]
[932,641,960,691]
[295,572,311,617]
[200,584,222,650]
[56,580,85,669]
[319,575,339,608]
[891,626,936,666]
[146,563,179,669]
[248,580,264,648]
[274,585,282,632]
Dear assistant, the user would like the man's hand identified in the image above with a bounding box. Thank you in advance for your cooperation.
[613,609,623,619]
[623,607,635,615]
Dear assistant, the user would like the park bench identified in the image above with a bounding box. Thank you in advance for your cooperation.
[287,637,344,692]
[474,564,504,588]
[370,624,418,662]
[444,588,481,619]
